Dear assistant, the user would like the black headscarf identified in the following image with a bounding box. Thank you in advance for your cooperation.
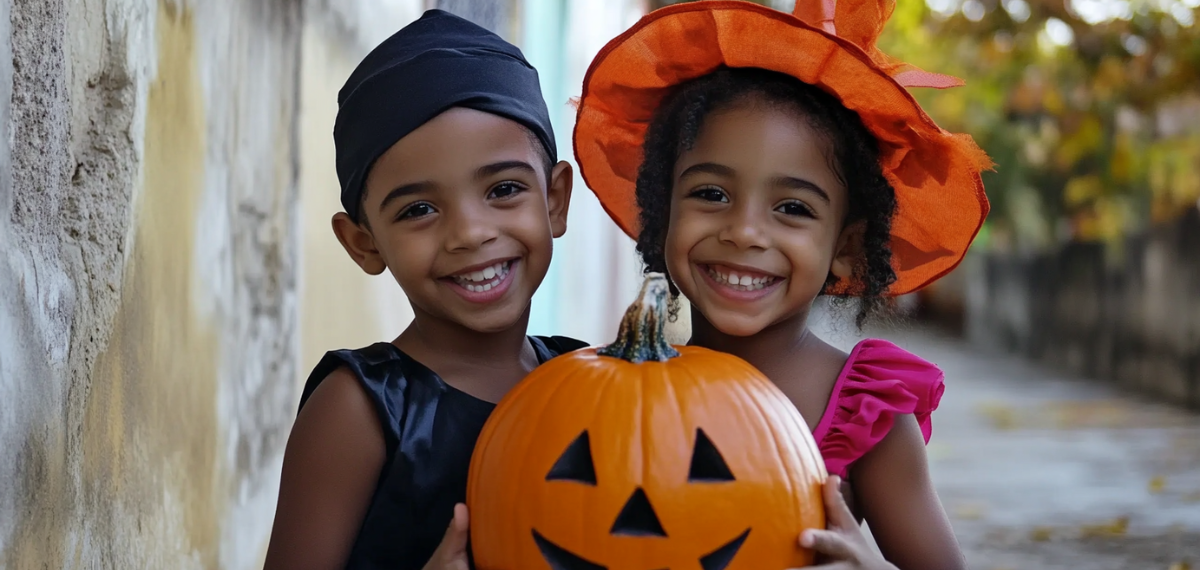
[334,9,557,221]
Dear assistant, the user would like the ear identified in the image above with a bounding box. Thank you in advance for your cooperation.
[830,220,865,281]
[546,160,574,238]
[331,212,387,276]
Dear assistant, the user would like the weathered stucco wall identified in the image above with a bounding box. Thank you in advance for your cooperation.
[1,0,302,566]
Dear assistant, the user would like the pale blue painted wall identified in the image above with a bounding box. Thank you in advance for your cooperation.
[520,0,570,338]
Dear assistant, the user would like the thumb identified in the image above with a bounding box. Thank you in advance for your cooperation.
[442,503,470,555]
[424,504,471,570]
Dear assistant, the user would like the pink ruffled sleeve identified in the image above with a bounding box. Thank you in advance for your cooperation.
[811,339,946,478]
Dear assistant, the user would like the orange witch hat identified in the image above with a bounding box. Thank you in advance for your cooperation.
[572,0,993,296]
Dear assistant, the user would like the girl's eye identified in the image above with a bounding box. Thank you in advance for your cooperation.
[688,187,728,203]
[488,181,528,200]
[398,202,436,220]
[777,201,815,218]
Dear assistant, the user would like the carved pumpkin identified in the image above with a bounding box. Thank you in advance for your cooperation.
[467,273,826,570]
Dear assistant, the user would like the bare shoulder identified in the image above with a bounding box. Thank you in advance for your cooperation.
[288,366,386,464]
[263,367,386,570]
[854,414,933,506]
[298,366,381,429]
[864,412,926,460]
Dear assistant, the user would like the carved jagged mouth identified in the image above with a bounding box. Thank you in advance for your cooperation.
[531,528,751,570]
[532,530,605,570]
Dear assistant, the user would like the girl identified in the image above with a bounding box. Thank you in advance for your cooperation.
[264,10,585,570]
[574,2,992,569]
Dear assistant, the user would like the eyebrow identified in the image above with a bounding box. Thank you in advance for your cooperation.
[475,160,537,180]
[678,162,736,180]
[770,175,830,203]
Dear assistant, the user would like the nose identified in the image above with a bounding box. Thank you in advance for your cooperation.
[717,203,768,250]
[443,202,499,252]
[610,487,666,537]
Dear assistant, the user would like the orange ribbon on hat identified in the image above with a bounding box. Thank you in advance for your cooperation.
[793,0,965,88]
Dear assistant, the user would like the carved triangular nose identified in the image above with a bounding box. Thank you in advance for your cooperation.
[609,487,667,537]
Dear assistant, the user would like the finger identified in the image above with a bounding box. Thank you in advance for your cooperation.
[432,503,470,559]
[799,529,858,561]
[444,503,470,553]
[822,475,856,529]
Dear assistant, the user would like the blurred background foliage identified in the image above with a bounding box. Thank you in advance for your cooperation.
[651,0,1200,253]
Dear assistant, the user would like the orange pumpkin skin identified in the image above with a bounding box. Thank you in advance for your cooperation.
[467,274,826,570]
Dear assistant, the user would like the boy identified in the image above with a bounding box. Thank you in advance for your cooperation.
[264,10,583,570]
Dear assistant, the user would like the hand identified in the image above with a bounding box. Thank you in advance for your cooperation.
[423,503,471,570]
[798,476,897,570]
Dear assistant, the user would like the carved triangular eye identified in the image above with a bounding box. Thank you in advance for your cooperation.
[688,428,735,482]
[546,431,597,485]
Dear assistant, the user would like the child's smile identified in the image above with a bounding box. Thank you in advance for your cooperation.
[442,258,518,303]
[697,262,784,302]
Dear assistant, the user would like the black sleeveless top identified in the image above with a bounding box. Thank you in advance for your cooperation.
[298,335,589,570]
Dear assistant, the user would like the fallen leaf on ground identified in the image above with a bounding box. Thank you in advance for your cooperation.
[1030,526,1054,542]
[1149,476,1167,494]
[1046,400,1130,428]
[1168,561,1190,570]
[977,402,1018,430]
[1080,516,1129,538]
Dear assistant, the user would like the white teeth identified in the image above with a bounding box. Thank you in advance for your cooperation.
[706,266,776,291]
[452,261,512,291]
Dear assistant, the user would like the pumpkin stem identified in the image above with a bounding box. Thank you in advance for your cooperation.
[597,272,680,363]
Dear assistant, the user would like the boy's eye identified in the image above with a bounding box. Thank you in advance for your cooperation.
[776,200,816,218]
[488,181,528,200]
[398,202,436,220]
[688,187,728,203]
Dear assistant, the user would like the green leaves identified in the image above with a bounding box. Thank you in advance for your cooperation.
[877,0,1200,248]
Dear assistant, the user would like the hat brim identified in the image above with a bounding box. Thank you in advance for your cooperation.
[573,1,990,296]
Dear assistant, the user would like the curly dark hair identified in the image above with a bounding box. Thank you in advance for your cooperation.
[634,67,898,329]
